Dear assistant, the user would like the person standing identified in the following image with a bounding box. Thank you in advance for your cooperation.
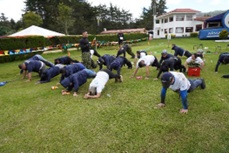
[158,72,206,113]
[79,31,92,69]
[117,32,124,48]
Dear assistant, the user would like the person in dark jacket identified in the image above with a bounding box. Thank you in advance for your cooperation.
[39,64,65,83]
[171,44,192,58]
[116,44,135,59]
[159,50,174,64]
[28,54,54,67]
[215,52,229,72]
[18,60,46,82]
[79,31,92,68]
[155,56,186,79]
[60,63,86,82]
[97,54,116,70]
[109,56,132,75]
[60,69,96,96]
[117,32,124,48]
[54,56,79,65]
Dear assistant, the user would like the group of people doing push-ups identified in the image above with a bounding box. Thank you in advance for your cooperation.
[18,31,229,114]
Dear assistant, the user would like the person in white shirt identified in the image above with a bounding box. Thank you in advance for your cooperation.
[157,72,206,113]
[131,55,160,79]
[184,53,204,70]
[84,69,123,99]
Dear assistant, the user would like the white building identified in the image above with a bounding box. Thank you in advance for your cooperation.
[153,8,205,38]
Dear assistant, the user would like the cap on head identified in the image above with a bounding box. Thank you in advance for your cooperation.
[89,86,97,95]
[161,72,174,88]
[161,49,167,55]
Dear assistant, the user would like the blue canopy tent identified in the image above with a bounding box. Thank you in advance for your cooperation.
[199,10,229,40]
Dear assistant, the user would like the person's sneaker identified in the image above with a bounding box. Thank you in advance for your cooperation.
[200,78,206,89]
[119,75,123,82]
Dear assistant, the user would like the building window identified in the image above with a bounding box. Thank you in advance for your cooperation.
[176,15,184,21]
[161,19,164,23]
[185,27,193,32]
[196,24,202,31]
[165,29,168,34]
[156,20,159,24]
[176,27,184,33]
[186,15,193,21]
[165,18,168,23]
[169,28,173,33]
[169,16,173,22]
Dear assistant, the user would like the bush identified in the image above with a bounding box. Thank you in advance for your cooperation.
[190,32,198,37]
[219,29,229,39]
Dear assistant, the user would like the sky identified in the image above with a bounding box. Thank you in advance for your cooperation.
[0,0,229,21]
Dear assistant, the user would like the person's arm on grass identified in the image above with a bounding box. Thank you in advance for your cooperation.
[145,66,150,79]
[131,67,139,78]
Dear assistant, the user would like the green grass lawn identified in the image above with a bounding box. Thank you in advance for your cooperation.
[0,37,228,152]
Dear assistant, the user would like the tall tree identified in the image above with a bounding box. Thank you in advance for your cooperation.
[22,11,43,28]
[57,2,74,35]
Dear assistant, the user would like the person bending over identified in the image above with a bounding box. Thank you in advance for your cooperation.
[84,69,123,99]
[158,72,206,113]
[60,69,96,96]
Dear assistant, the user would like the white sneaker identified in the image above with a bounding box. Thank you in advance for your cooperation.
[119,75,123,82]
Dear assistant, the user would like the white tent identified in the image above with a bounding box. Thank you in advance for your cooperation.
[9,25,65,37]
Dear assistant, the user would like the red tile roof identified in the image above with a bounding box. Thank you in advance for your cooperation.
[157,8,200,18]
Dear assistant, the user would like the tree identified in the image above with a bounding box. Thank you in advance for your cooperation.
[57,3,74,35]
[22,11,43,28]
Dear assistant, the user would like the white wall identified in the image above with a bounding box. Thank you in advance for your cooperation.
[154,13,203,38]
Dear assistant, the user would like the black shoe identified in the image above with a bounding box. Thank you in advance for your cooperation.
[200,78,206,89]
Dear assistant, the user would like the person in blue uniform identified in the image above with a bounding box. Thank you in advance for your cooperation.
[60,69,96,96]
[39,64,65,83]
[159,50,174,64]
[28,54,54,67]
[109,56,132,75]
[157,72,206,113]
[171,44,192,58]
[97,54,116,70]
[60,63,86,82]
[54,56,79,65]
[215,52,229,72]
[116,44,135,59]
[18,60,46,81]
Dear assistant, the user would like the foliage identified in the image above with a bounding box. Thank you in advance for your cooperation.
[0,38,228,152]
[190,32,198,37]
[219,29,229,39]
[56,3,74,35]
[22,11,43,28]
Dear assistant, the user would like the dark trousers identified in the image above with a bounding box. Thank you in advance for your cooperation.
[101,69,121,79]
[188,79,202,92]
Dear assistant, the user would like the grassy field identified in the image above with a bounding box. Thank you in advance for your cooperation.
[0,37,228,152]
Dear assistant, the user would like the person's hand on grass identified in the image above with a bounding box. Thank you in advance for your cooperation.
[153,78,158,81]
[73,92,78,97]
[84,94,89,99]
[157,103,165,108]
[180,109,188,114]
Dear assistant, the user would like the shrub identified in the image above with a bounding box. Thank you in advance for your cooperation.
[219,29,229,39]
[190,32,198,37]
